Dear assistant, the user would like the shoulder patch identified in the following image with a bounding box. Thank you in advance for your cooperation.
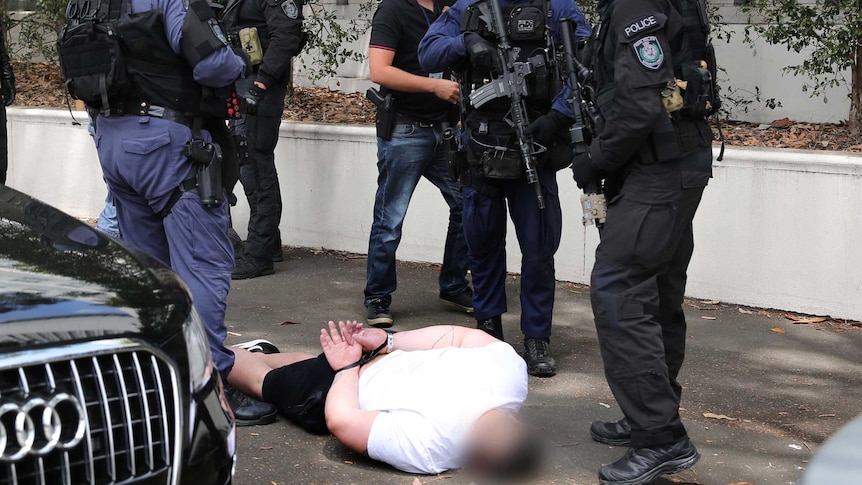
[621,14,663,39]
[282,0,299,19]
[633,36,663,70]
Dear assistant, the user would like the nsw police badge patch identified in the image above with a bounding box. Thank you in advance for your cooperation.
[633,36,663,70]
[282,0,299,19]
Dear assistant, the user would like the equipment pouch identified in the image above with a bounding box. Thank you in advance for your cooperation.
[580,192,607,226]
[238,27,264,65]
[467,119,522,179]
[366,88,397,141]
[442,125,466,180]
[680,61,712,118]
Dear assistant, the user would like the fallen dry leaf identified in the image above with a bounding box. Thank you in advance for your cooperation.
[227,331,242,336]
[703,412,738,421]
[703,299,721,305]
[412,479,423,485]
[260,446,273,450]
[738,308,754,314]
[277,320,301,325]
[784,314,828,324]
[701,316,717,320]
[771,327,786,334]
[771,117,793,128]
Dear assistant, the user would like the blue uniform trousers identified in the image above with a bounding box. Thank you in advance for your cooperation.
[590,147,712,448]
[364,123,470,306]
[95,115,236,377]
[462,167,562,338]
[230,75,286,260]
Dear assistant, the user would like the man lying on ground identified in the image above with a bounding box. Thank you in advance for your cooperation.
[228,321,540,476]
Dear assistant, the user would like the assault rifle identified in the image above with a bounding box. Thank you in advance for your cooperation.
[559,18,606,227]
[467,0,545,209]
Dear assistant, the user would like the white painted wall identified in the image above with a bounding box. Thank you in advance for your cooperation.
[7,108,862,320]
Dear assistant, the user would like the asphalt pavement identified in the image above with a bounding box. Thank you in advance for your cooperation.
[223,246,862,485]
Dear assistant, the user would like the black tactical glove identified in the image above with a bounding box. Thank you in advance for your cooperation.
[1,63,15,107]
[241,84,265,115]
[526,110,571,147]
[463,32,499,71]
[571,152,602,192]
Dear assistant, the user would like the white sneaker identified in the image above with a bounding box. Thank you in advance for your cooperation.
[231,339,280,354]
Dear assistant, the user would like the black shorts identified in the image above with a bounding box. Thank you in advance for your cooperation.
[261,353,335,434]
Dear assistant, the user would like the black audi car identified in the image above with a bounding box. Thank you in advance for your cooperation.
[0,184,236,485]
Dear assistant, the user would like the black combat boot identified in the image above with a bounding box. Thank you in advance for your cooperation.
[523,337,556,377]
[598,438,700,485]
[590,417,632,446]
[476,315,503,340]
[232,253,274,280]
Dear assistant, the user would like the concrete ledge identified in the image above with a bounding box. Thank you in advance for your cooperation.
[7,108,862,320]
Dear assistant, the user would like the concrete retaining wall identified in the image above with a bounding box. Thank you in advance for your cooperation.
[7,107,862,320]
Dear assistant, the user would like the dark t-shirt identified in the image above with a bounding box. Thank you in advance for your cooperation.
[369,0,455,123]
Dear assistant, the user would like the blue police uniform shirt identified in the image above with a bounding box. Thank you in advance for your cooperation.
[417,0,591,116]
[133,0,245,88]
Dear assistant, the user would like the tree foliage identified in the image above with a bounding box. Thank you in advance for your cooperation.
[741,0,862,129]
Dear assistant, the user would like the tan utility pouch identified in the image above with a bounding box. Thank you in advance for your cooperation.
[661,79,685,115]
[238,27,263,65]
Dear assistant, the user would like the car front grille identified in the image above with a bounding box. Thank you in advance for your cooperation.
[0,340,181,485]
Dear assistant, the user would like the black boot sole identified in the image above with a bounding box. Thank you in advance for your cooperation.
[231,266,275,280]
[599,448,700,485]
[590,430,632,447]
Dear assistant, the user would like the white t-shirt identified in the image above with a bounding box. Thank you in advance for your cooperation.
[358,342,528,474]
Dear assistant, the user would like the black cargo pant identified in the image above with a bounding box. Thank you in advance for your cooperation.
[590,147,712,448]
[230,75,287,261]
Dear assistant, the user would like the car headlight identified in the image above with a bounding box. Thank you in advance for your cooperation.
[182,307,215,392]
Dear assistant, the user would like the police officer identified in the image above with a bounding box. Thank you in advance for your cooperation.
[362,0,473,328]
[0,23,15,184]
[66,0,277,425]
[418,0,590,377]
[573,0,714,482]
[220,0,306,279]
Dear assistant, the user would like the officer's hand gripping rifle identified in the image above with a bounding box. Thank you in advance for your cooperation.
[559,18,606,227]
[468,0,545,209]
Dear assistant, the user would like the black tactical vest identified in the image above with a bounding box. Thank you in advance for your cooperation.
[59,0,217,115]
[459,0,557,117]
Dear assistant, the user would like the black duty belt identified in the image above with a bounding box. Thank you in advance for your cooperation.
[396,114,436,128]
[102,100,194,128]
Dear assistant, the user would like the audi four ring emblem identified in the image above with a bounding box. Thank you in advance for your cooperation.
[0,393,86,462]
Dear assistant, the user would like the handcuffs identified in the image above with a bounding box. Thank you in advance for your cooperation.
[335,329,396,373]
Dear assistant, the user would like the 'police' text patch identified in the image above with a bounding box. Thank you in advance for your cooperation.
[623,15,658,38]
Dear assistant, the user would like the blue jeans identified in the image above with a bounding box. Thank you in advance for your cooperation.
[364,123,470,306]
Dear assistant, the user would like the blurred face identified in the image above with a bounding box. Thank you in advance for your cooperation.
[468,412,526,472]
